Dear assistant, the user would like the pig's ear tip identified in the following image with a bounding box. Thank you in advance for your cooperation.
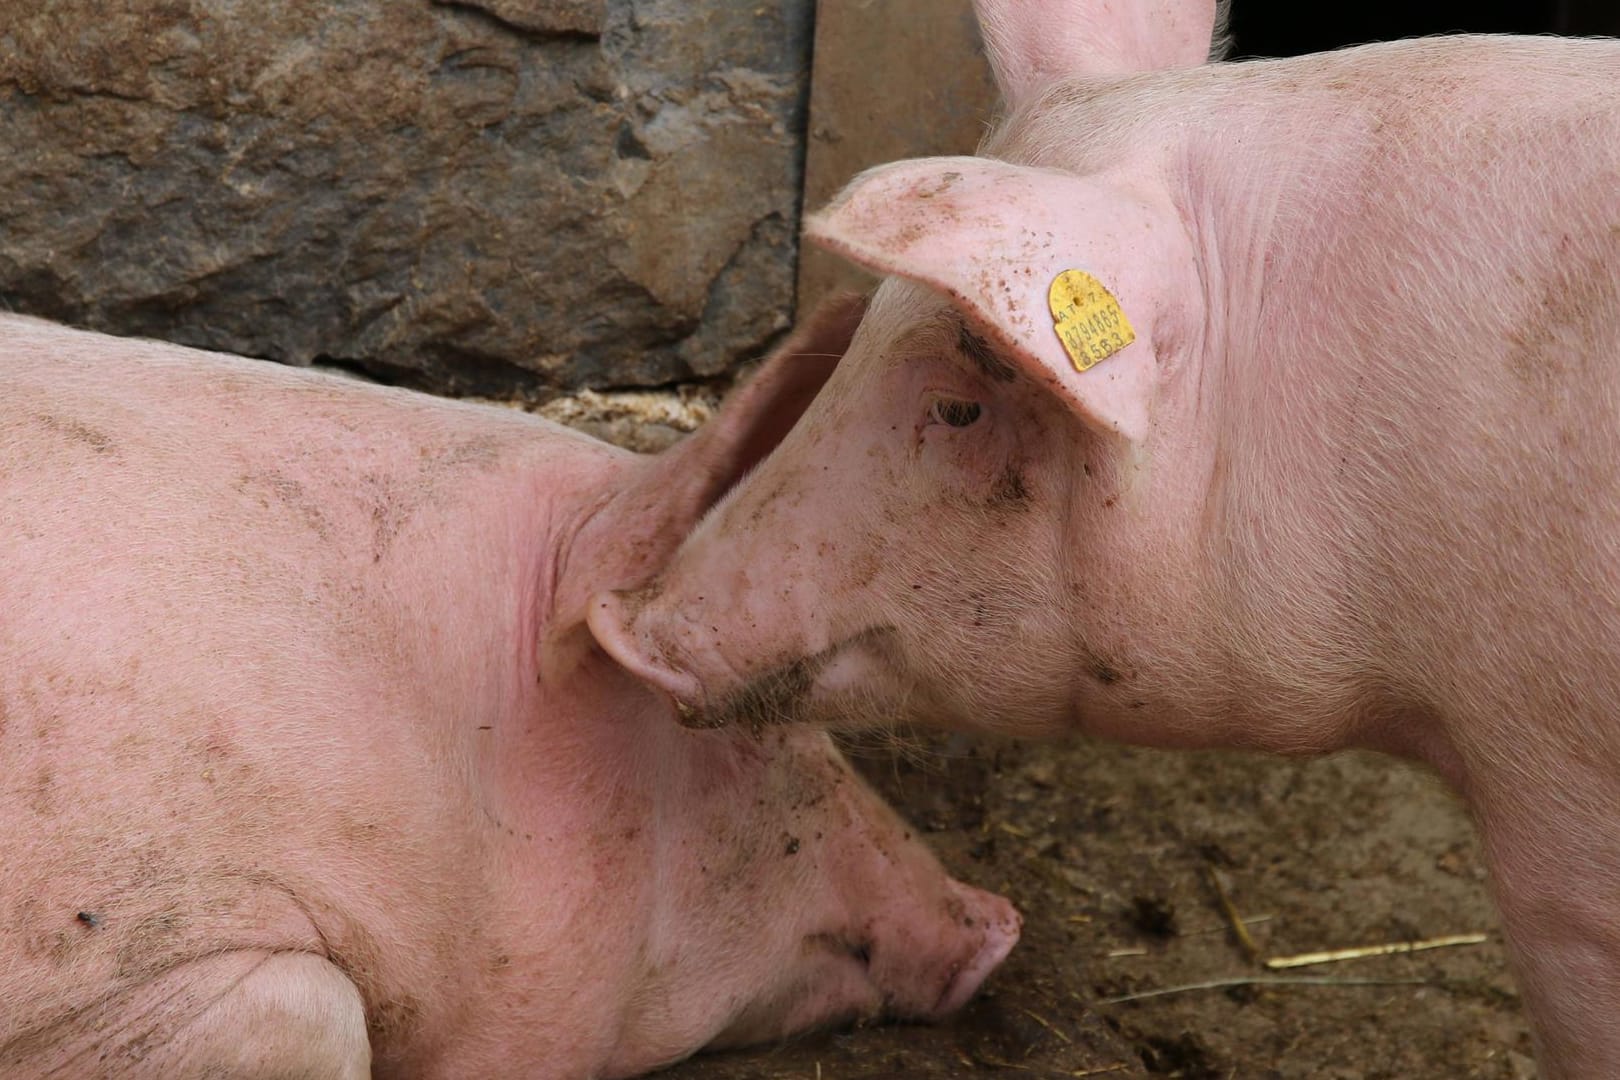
[801,209,846,250]
[802,201,879,253]
[801,224,897,286]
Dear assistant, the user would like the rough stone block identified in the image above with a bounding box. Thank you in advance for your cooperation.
[0,0,813,396]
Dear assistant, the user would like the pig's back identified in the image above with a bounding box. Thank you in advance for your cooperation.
[0,316,582,1060]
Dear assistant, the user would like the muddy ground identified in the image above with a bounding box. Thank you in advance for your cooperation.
[659,736,1534,1080]
[526,387,1535,1080]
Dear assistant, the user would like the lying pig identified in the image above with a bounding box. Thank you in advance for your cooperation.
[0,312,1018,1079]
[590,2,1620,1075]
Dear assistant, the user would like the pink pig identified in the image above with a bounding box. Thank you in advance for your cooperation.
[0,312,1017,1079]
[591,3,1620,1076]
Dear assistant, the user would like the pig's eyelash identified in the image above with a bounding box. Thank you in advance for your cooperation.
[928,398,983,428]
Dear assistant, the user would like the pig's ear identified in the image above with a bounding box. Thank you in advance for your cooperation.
[976,0,1220,103]
[647,292,866,529]
[806,157,1198,443]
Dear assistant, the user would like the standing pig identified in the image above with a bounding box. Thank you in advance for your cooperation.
[0,312,1018,1079]
[589,3,1620,1076]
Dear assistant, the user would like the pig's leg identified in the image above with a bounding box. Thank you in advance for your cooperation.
[10,951,370,1079]
[1477,807,1620,1080]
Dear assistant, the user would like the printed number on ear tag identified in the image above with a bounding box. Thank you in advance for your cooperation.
[1048,269,1136,372]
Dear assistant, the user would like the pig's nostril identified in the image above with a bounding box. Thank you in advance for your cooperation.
[851,942,872,970]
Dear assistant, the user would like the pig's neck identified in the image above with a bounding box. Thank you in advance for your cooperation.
[1091,125,1392,758]
[1172,78,1620,1078]
[535,454,695,684]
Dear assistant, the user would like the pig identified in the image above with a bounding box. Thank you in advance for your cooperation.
[0,311,1018,1079]
[588,3,1620,1076]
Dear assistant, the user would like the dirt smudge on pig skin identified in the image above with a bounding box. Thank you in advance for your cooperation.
[27,767,56,817]
[1083,648,1132,686]
[1506,226,1620,403]
[847,548,884,590]
[34,413,115,455]
[367,480,411,563]
[236,470,334,542]
[362,434,508,562]
[14,899,78,969]
[986,462,1031,510]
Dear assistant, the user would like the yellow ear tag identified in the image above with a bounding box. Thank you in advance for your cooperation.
[1048,269,1136,372]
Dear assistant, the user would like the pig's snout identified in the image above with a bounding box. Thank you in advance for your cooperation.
[921,880,1023,1017]
[588,589,708,719]
[850,877,1021,1024]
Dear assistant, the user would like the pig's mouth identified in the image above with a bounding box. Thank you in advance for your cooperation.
[651,628,894,731]
[675,651,822,729]
[673,626,899,730]
[588,594,902,731]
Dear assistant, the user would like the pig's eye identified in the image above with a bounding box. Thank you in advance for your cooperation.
[929,398,982,428]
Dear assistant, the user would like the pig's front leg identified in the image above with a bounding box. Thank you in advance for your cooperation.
[1475,793,1620,1080]
[6,951,369,1079]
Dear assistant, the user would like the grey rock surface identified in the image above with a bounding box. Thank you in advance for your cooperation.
[0,0,813,396]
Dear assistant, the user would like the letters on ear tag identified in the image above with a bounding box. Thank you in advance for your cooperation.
[1048,269,1135,372]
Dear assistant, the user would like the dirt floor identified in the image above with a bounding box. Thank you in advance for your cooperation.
[659,734,1535,1080]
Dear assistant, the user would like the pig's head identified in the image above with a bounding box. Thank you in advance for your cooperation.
[604,725,1020,1076]
[540,293,867,681]
[590,0,1247,746]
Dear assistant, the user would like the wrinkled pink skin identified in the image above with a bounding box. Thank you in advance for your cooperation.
[0,314,1017,1079]
[593,7,1620,1077]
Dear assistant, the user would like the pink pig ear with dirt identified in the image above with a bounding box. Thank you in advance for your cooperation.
[975,0,1222,102]
[805,156,1199,442]
[636,292,866,538]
